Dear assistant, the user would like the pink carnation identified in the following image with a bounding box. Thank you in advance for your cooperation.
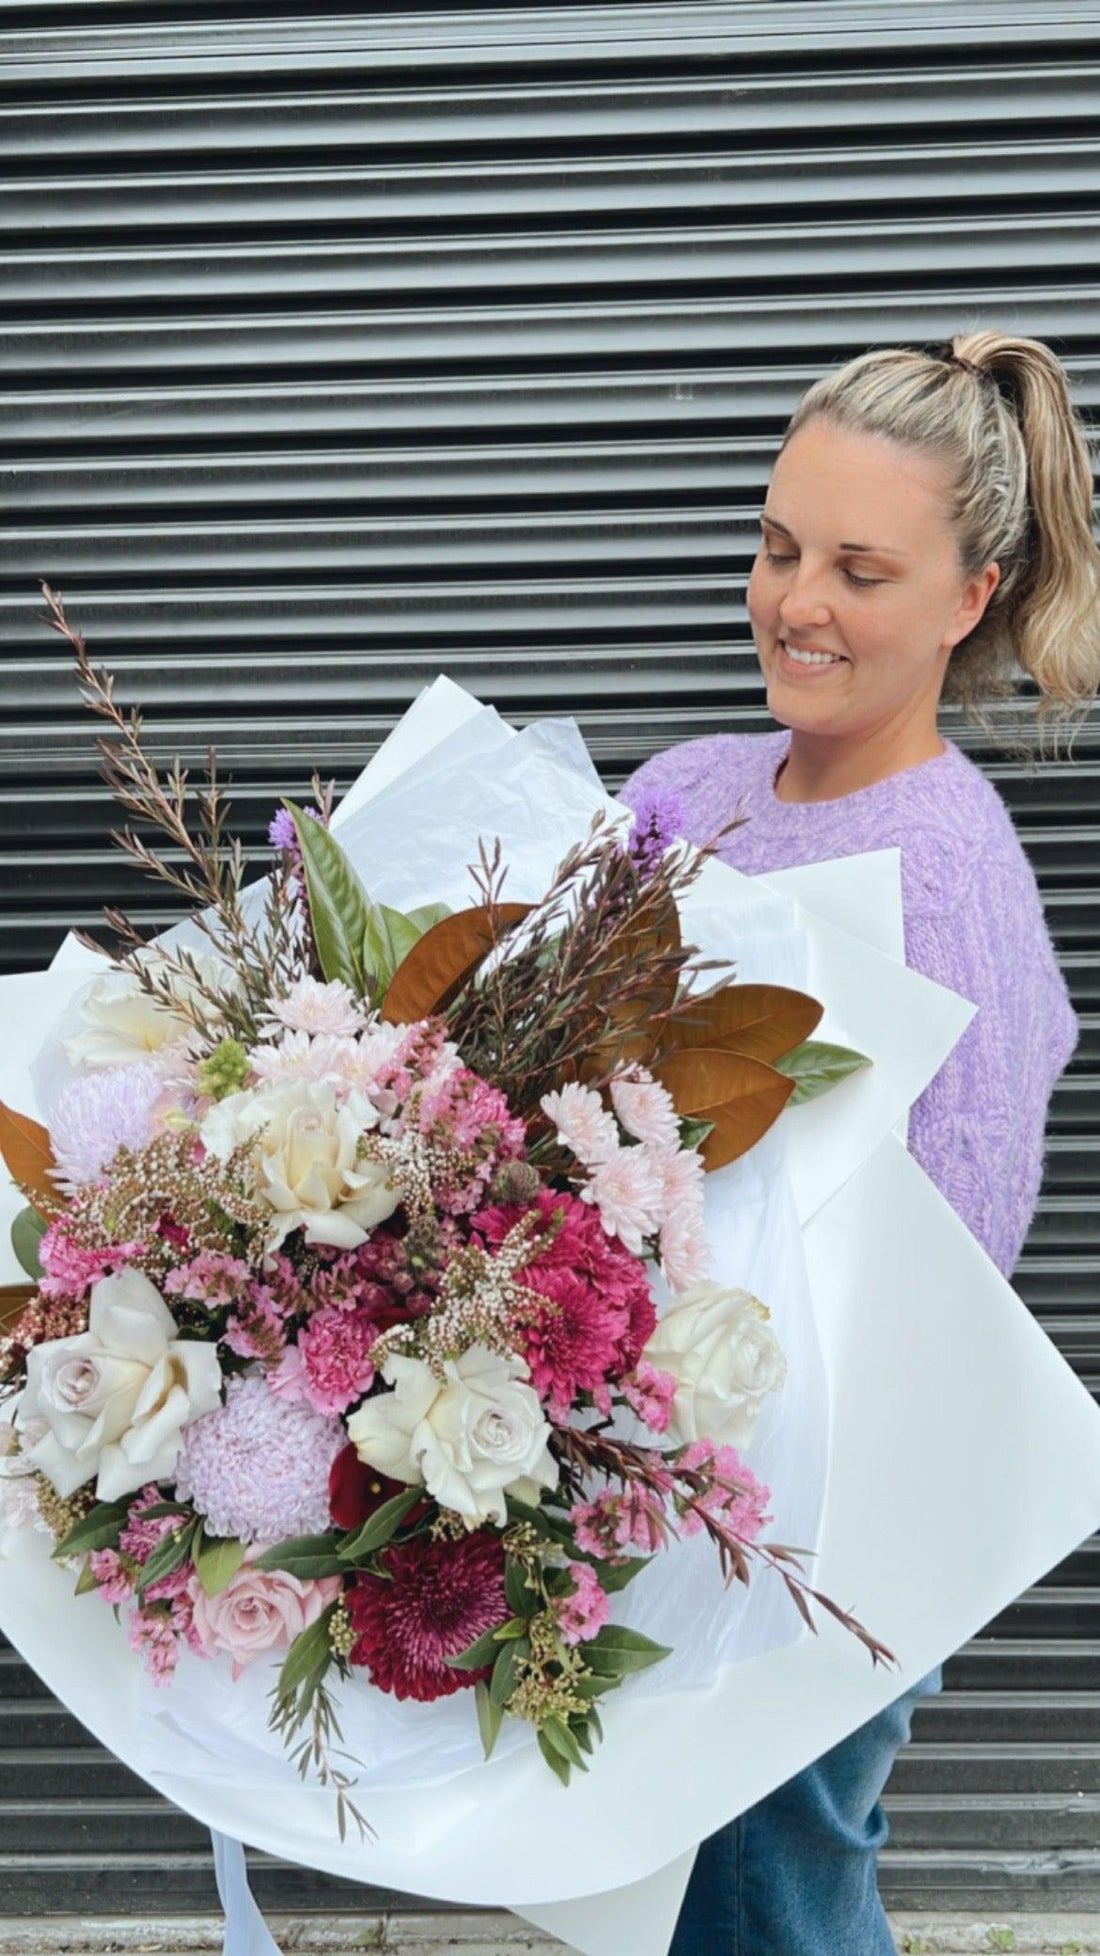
[554,1561,610,1646]
[37,1220,144,1301]
[291,1304,378,1415]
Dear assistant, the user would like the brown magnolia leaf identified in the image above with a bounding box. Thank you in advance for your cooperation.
[654,1046,796,1169]
[381,903,534,1025]
[0,1283,35,1332]
[0,1101,64,1218]
[666,983,824,1064]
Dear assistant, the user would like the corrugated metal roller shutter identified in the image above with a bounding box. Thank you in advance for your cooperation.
[1,0,1097,1920]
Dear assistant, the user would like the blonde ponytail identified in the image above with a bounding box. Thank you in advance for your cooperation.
[783,332,1100,754]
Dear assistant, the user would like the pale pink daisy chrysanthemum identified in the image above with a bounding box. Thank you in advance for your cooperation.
[248,1028,361,1091]
[609,1069,682,1154]
[540,1081,619,1168]
[266,977,368,1038]
[581,1144,664,1255]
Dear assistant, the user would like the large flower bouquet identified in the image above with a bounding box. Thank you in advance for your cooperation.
[0,591,887,1837]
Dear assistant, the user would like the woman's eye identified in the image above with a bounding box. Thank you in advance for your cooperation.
[764,549,795,565]
[843,569,884,588]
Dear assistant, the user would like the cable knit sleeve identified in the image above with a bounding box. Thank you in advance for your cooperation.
[899,817,1078,1279]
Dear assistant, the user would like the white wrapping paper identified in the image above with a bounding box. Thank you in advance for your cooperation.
[2,681,1098,1956]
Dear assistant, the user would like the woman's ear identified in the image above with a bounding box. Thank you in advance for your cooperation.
[947,561,1001,651]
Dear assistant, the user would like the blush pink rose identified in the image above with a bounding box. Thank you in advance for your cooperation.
[188,1558,341,1679]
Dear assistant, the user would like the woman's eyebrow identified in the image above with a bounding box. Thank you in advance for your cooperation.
[759,512,910,559]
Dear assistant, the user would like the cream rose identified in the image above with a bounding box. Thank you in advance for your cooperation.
[188,1559,341,1680]
[16,1269,223,1502]
[642,1281,787,1452]
[63,950,237,1069]
[200,1080,397,1251]
[347,1345,558,1527]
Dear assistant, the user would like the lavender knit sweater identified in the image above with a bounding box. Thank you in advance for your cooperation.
[620,730,1079,1279]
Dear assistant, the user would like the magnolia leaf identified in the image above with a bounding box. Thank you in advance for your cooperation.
[0,1283,35,1332]
[337,1486,422,1564]
[654,1047,796,1169]
[53,1497,133,1561]
[775,1038,873,1105]
[668,982,823,1063]
[254,1531,345,1580]
[194,1531,247,1599]
[11,1205,48,1281]
[579,1624,673,1678]
[475,1679,504,1760]
[381,902,534,1024]
[0,1101,64,1219]
[283,800,371,1000]
[362,902,423,998]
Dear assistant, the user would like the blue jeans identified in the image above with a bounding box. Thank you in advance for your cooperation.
[669,1665,943,1955]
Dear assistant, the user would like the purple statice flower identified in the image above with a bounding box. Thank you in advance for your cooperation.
[174,1370,345,1544]
[628,789,687,878]
[268,807,300,855]
[49,1059,166,1191]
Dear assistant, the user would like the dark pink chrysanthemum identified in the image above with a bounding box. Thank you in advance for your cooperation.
[473,1188,656,1415]
[345,1531,506,1703]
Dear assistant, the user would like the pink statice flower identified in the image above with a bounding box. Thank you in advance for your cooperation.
[554,1561,610,1646]
[119,1488,182,1563]
[49,1060,166,1192]
[289,1304,378,1416]
[88,1547,135,1604]
[174,1371,344,1543]
[539,1081,619,1168]
[581,1145,665,1256]
[571,1484,670,1559]
[127,1595,197,1686]
[265,976,367,1038]
[676,1440,772,1543]
[222,1288,289,1363]
[36,1220,144,1301]
[621,1359,678,1433]
[164,1251,254,1310]
[609,1069,681,1153]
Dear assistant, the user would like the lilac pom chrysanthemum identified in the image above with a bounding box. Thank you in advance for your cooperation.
[49,1059,166,1190]
[174,1371,345,1543]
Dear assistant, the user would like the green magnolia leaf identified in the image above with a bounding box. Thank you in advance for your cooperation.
[254,1532,346,1580]
[337,1487,423,1564]
[362,901,423,998]
[53,1496,133,1561]
[135,1519,199,1597]
[578,1625,673,1679]
[194,1531,247,1599]
[593,1554,653,1594]
[475,1679,504,1760]
[537,1726,572,1786]
[774,1038,872,1106]
[676,1115,716,1153]
[10,1205,48,1281]
[283,799,371,999]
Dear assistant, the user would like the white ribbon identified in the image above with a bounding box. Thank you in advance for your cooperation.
[211,1830,283,1956]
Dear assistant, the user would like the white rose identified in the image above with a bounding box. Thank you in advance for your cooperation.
[16,1269,223,1503]
[347,1345,558,1527]
[642,1281,787,1452]
[64,950,238,1069]
[200,1080,397,1251]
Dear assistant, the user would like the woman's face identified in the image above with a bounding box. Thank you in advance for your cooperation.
[747,416,999,745]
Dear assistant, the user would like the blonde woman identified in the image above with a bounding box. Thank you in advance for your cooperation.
[620,333,1100,1955]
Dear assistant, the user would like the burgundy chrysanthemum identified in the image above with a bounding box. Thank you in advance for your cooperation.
[345,1532,507,1703]
[472,1188,656,1414]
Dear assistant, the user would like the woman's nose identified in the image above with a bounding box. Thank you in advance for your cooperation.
[778,562,832,628]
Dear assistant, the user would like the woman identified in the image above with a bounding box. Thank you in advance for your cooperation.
[619,332,1100,1955]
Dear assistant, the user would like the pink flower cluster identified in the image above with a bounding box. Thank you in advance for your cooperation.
[676,1441,773,1544]
[571,1484,670,1560]
[554,1562,610,1646]
[473,1188,655,1418]
[539,1070,709,1288]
